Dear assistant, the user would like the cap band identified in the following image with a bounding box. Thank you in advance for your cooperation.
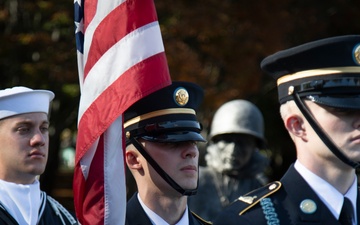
[295,77,360,93]
[277,66,360,86]
[124,108,196,128]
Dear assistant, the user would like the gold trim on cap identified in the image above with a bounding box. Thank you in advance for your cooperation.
[124,108,196,128]
[277,66,360,86]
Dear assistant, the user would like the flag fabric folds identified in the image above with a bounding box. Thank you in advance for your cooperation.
[73,0,172,224]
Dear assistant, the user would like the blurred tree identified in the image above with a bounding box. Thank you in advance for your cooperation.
[0,0,359,210]
[155,0,360,179]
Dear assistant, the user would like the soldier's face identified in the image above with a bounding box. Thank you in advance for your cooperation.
[141,140,199,193]
[305,101,360,166]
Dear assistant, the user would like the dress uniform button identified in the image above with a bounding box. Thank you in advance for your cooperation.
[300,199,317,214]
[354,44,360,64]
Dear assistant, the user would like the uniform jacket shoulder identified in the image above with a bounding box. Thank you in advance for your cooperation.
[229,181,281,215]
[190,211,212,225]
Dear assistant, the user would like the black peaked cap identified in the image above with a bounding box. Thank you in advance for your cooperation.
[124,81,206,143]
[261,35,360,108]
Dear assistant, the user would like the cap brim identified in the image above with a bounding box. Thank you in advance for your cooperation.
[310,95,360,109]
[142,131,206,143]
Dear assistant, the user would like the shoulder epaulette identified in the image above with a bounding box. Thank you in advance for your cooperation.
[229,181,282,215]
[191,211,212,225]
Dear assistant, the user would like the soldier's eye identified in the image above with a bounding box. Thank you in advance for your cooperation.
[325,106,355,116]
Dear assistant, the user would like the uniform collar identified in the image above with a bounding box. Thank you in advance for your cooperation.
[0,179,41,225]
[295,160,357,224]
[137,193,189,225]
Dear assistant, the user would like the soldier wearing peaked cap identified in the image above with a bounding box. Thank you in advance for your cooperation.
[0,87,78,225]
[124,81,211,225]
[213,35,360,225]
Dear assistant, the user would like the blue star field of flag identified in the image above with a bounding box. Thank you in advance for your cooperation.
[74,0,84,54]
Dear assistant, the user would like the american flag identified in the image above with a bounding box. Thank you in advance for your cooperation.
[73,0,171,224]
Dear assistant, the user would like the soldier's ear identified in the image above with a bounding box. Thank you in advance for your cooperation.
[125,149,142,170]
[285,114,307,140]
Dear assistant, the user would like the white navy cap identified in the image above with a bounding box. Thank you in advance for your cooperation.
[0,86,55,120]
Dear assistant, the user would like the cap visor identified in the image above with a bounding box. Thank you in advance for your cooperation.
[311,95,360,109]
[142,131,206,143]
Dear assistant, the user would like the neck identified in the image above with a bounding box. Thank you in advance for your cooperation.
[139,188,188,224]
[298,156,355,194]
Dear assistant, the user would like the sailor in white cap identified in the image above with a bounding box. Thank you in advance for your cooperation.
[0,86,78,225]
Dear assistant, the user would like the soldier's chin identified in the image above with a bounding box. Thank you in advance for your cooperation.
[178,180,198,190]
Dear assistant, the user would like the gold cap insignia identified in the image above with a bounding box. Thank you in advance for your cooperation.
[354,44,360,65]
[174,87,189,106]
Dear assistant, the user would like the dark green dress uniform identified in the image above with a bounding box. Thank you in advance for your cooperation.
[0,192,78,225]
[213,165,360,225]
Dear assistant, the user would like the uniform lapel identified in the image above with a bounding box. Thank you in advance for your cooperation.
[280,165,341,225]
[357,188,360,225]
[188,211,202,225]
[126,194,153,225]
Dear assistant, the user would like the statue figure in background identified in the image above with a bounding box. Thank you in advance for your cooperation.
[189,99,269,221]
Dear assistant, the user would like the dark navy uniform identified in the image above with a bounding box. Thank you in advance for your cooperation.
[213,165,360,224]
[0,192,77,225]
[126,193,211,225]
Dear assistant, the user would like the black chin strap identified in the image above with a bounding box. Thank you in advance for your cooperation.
[293,92,360,169]
[130,137,198,196]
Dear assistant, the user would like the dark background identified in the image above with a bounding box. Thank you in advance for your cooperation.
[1,0,359,211]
